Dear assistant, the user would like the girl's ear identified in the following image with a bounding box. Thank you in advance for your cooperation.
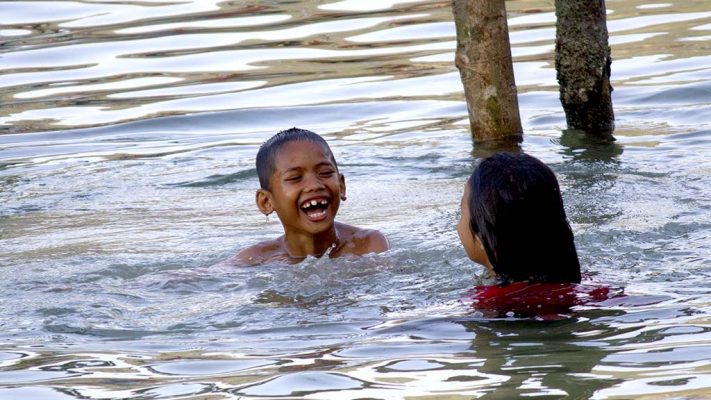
[256,189,274,215]
[339,173,347,201]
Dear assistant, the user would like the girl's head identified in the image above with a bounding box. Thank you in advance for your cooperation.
[457,152,581,283]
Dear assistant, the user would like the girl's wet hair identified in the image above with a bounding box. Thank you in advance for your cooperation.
[468,152,581,283]
[256,127,338,190]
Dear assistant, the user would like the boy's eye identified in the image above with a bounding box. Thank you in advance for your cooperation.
[285,175,301,181]
[319,170,335,177]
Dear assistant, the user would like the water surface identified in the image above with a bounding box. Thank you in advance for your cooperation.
[1,0,710,398]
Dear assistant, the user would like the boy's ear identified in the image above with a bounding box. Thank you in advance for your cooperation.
[256,189,274,215]
[339,173,347,201]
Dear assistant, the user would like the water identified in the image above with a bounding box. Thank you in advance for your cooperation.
[1,0,710,398]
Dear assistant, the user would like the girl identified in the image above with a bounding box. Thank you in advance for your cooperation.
[457,153,605,316]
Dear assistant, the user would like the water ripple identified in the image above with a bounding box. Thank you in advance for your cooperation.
[1,1,710,398]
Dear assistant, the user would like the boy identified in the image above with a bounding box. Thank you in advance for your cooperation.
[230,128,389,266]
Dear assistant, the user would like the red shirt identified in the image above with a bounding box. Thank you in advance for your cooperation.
[466,281,617,318]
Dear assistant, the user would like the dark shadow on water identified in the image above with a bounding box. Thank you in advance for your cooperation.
[559,129,622,163]
[455,309,628,399]
[166,168,257,188]
[468,130,622,162]
[470,136,523,159]
[556,129,625,227]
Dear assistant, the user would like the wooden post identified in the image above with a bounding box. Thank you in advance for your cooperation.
[452,0,522,143]
[555,0,615,135]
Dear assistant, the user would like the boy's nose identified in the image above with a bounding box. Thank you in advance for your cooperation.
[303,173,325,191]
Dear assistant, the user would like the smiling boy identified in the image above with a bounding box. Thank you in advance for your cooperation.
[230,128,389,266]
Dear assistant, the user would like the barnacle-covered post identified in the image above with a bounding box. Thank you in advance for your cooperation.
[555,0,615,135]
[452,0,522,143]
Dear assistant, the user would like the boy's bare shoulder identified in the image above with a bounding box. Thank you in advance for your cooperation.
[335,222,389,256]
[225,238,285,267]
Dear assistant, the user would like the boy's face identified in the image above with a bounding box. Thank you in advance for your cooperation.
[260,140,345,235]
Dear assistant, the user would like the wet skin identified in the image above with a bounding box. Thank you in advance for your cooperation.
[231,140,389,266]
[457,182,494,273]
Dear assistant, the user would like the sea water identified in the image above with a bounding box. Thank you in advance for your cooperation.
[1,0,710,398]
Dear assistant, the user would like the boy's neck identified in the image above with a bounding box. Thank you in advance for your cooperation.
[282,224,341,259]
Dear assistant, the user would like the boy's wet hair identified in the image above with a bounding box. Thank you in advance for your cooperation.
[467,152,581,283]
[256,127,338,190]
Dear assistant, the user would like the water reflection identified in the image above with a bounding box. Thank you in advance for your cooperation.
[469,137,524,159]
[558,129,622,162]
[458,316,624,398]
[556,129,623,226]
[1,0,711,398]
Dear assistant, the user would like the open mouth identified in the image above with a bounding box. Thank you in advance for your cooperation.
[300,198,329,221]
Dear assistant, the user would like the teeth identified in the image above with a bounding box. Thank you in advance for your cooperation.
[301,199,328,209]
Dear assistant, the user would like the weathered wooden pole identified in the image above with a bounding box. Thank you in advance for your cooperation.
[452,0,522,143]
[555,0,615,135]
